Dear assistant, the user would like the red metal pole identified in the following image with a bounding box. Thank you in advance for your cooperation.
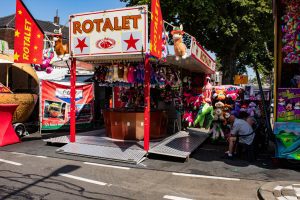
[144,56,150,151]
[70,58,76,143]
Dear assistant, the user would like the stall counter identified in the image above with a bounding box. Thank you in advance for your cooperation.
[103,109,168,140]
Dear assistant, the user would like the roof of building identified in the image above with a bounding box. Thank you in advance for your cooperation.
[0,14,69,39]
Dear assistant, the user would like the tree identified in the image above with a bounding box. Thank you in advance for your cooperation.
[120,0,274,84]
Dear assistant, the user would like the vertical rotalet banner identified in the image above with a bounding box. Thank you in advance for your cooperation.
[150,0,163,59]
[14,0,44,64]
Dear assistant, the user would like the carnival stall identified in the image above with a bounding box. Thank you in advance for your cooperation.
[67,4,216,153]
[273,0,300,161]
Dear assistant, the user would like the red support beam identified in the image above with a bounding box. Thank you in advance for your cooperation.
[144,56,150,151]
[70,58,76,143]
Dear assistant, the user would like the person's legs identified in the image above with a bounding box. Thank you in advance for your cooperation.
[227,136,237,156]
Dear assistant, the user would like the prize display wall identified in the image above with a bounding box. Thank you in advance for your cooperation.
[274,0,300,160]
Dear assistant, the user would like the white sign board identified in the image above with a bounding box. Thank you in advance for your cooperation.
[70,6,148,57]
[56,88,83,99]
[191,38,216,72]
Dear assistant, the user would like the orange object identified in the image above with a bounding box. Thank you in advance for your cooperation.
[0,104,20,147]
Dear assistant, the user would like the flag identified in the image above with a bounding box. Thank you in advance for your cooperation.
[14,0,44,64]
[150,0,163,59]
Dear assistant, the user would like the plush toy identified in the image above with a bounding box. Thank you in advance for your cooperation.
[223,104,232,119]
[240,104,248,112]
[161,32,168,60]
[213,101,225,121]
[213,87,226,101]
[247,102,257,117]
[34,48,54,74]
[53,31,69,57]
[226,86,239,101]
[171,25,187,60]
[112,64,119,81]
[203,76,212,103]
[194,103,214,128]
[233,101,241,116]
[193,95,203,110]
[182,111,194,127]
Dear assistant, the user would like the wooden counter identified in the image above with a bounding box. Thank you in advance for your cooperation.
[103,110,168,140]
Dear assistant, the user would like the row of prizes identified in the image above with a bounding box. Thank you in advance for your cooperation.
[281,0,300,63]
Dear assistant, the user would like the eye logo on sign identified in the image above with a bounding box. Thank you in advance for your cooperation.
[96,38,116,49]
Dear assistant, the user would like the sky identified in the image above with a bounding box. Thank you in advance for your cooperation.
[0,0,255,78]
[0,0,126,25]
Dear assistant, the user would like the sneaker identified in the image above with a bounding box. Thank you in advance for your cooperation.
[221,154,234,160]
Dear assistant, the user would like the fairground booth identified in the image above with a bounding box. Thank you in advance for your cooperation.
[43,4,218,163]
[273,0,300,161]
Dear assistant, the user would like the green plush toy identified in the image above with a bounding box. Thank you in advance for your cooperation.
[194,103,213,128]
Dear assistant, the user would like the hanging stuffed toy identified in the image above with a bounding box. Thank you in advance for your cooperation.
[213,86,226,101]
[203,76,212,103]
[34,48,54,74]
[52,29,69,59]
[213,101,225,121]
[112,64,119,82]
[161,32,168,61]
[171,25,187,60]
[182,111,194,127]
[194,103,214,128]
[193,95,203,110]
[226,86,239,101]
[223,104,233,119]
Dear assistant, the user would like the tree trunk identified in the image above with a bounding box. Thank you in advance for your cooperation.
[220,40,239,85]
[221,55,236,84]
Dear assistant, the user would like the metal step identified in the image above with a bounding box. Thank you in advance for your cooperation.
[57,143,147,164]
[148,130,209,159]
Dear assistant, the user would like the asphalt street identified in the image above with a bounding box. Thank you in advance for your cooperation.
[0,150,263,200]
[0,130,299,199]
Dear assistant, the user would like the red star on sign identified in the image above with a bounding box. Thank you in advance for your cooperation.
[75,37,88,53]
[124,34,139,50]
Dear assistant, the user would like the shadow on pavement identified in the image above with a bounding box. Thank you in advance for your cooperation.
[0,165,133,200]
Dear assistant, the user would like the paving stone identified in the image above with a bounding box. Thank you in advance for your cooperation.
[274,186,284,197]
[283,196,297,200]
[276,197,287,200]
[282,188,296,197]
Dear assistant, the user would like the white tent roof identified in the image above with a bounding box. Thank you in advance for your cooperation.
[36,68,69,81]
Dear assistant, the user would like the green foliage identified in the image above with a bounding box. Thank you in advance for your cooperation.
[121,0,274,84]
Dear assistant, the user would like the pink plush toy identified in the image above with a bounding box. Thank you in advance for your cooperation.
[193,95,203,110]
[183,111,194,127]
[226,86,239,101]
[34,48,54,74]
[203,76,212,103]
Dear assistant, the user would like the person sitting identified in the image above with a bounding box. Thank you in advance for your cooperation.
[224,113,255,159]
